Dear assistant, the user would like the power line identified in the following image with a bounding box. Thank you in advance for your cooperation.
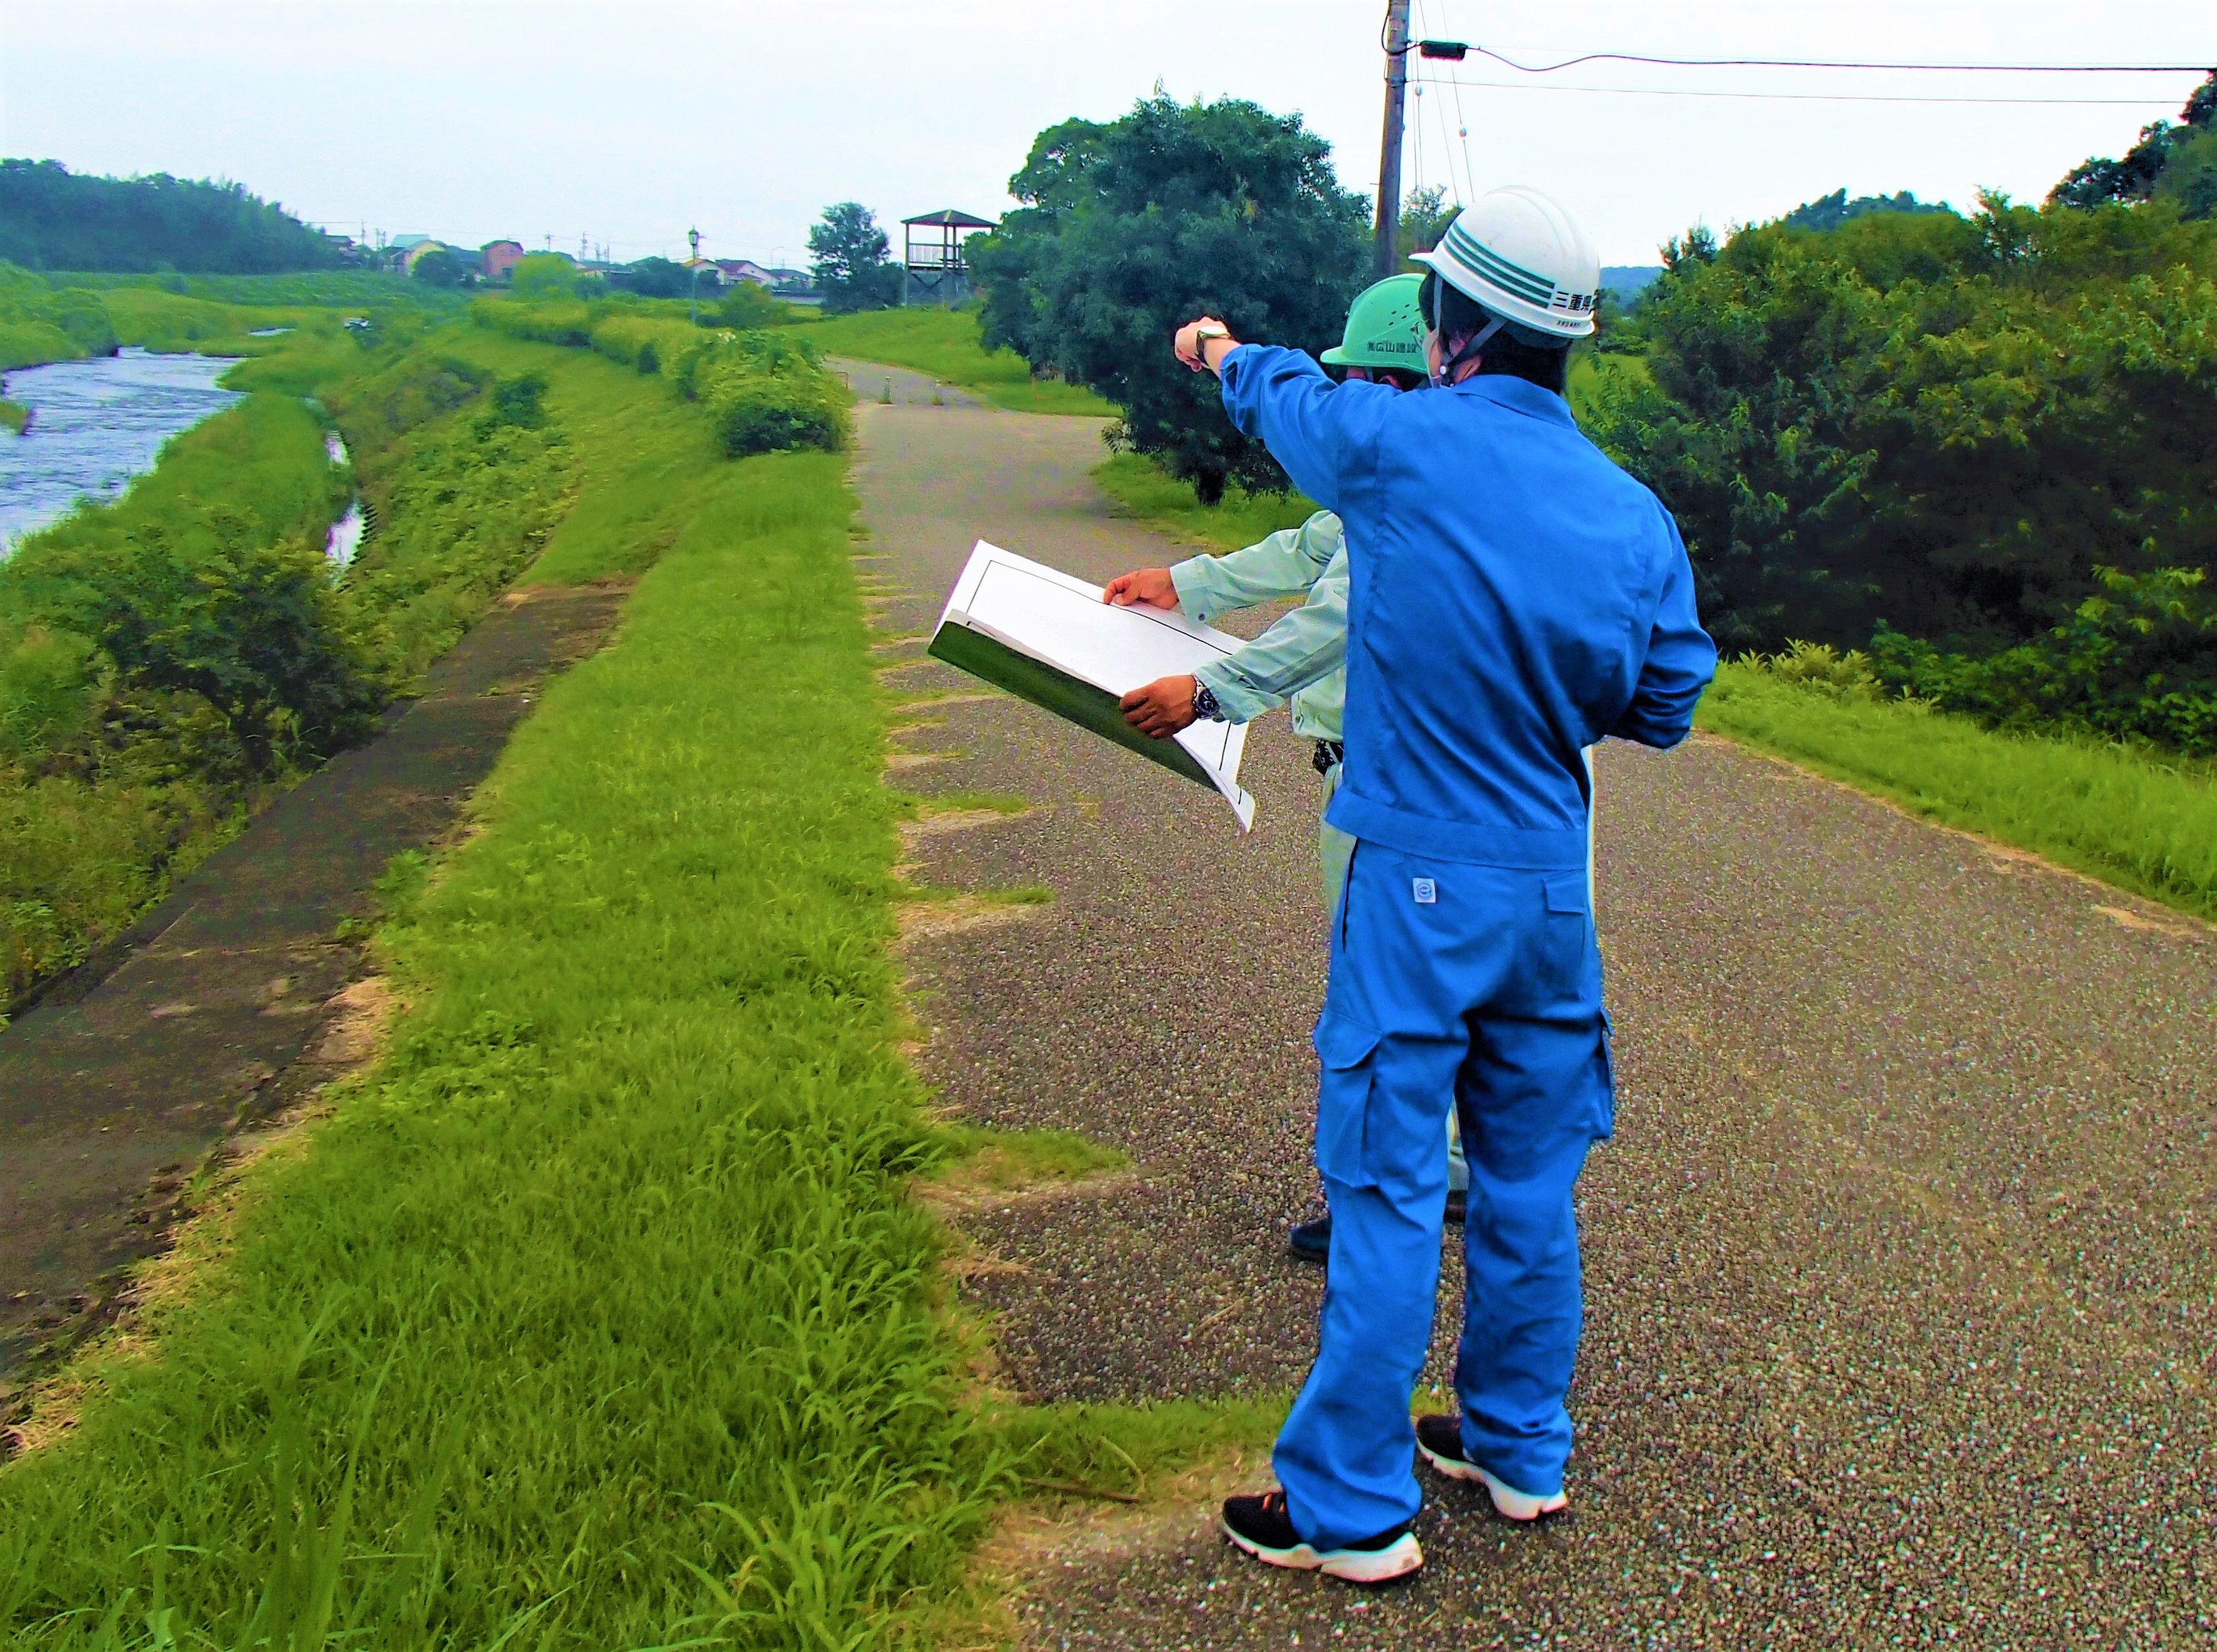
[1411,71,2187,109]
[1411,0,1462,204]
[1464,45,2212,77]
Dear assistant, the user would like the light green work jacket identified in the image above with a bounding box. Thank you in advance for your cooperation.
[1171,509,1346,742]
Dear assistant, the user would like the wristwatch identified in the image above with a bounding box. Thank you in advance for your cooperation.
[1192,680,1224,721]
[1192,322,1230,366]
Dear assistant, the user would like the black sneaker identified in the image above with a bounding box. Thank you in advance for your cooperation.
[1415,1415,1568,1521]
[1221,1489,1423,1584]
[1288,1214,1331,1265]
[1445,1188,1467,1224]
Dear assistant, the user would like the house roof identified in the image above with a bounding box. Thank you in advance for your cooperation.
[902,209,996,229]
[389,233,432,250]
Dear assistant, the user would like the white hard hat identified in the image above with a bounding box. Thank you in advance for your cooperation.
[1411,185,1600,343]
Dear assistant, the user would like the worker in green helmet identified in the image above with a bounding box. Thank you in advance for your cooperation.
[1103,274,1469,1262]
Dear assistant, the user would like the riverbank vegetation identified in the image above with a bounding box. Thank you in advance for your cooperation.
[58,268,466,311]
[0,266,463,375]
[0,313,590,1006]
[0,383,356,998]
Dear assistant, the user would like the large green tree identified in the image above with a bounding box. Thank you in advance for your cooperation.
[410,247,468,288]
[625,255,691,299]
[806,203,902,315]
[971,96,1369,502]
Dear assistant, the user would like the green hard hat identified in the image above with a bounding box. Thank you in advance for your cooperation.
[1319,273,1426,371]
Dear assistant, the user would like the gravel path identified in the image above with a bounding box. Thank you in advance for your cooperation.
[850,392,2217,1649]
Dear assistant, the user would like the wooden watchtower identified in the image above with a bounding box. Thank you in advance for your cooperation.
[901,209,997,306]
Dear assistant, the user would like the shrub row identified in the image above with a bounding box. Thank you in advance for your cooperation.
[472,296,847,458]
[0,343,575,1005]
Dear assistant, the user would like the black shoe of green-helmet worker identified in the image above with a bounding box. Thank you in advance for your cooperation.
[1221,1488,1423,1585]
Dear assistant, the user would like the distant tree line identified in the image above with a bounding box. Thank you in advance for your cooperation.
[2052,70,2217,219]
[0,160,341,274]
[1780,189,1954,233]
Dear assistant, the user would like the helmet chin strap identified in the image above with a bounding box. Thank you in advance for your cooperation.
[1428,277,1506,387]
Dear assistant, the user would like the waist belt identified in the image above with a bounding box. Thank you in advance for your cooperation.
[1311,740,1345,776]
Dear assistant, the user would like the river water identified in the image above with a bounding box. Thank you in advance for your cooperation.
[0,349,243,557]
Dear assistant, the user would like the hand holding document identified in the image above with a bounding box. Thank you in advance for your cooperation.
[927,541,1256,829]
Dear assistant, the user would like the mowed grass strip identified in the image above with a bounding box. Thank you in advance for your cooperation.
[0,441,1012,1644]
[790,308,1114,416]
[1090,453,1316,553]
[1699,662,2217,921]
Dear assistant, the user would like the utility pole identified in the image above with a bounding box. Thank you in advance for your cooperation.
[687,226,702,324]
[1373,0,1411,279]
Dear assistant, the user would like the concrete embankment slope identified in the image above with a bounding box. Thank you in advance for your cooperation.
[848,375,2216,1647]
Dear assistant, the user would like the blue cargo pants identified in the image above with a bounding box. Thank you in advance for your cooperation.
[1321,761,1468,1194]
[1275,838,1615,1548]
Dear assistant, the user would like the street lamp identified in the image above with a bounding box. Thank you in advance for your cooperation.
[687,226,702,324]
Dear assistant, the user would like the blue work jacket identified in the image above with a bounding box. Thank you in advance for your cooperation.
[1218,345,1715,870]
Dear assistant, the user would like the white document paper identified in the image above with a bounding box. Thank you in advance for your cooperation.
[933,540,1256,829]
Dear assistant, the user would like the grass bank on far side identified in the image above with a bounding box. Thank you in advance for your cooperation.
[793,306,1115,415]
[1092,452,1316,553]
[0,437,1014,1645]
[1700,662,2217,922]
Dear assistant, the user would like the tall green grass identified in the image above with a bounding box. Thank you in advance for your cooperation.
[48,269,469,313]
[3,394,343,579]
[1700,661,2217,920]
[447,332,733,584]
[0,434,1014,1645]
[789,307,1113,415]
[471,298,850,458]
[328,349,578,676]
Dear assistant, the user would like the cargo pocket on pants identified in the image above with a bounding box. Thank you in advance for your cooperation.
[1311,1009,1383,1189]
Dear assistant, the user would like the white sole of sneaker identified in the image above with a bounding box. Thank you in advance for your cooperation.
[1415,1441,1569,1522]
[1220,1519,1424,1585]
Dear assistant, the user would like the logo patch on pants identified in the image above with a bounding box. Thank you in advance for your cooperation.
[1411,877,1437,904]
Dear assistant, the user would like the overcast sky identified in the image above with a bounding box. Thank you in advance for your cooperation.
[2,1,2208,269]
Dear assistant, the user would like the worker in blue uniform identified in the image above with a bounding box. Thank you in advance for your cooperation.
[1177,186,1717,1585]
